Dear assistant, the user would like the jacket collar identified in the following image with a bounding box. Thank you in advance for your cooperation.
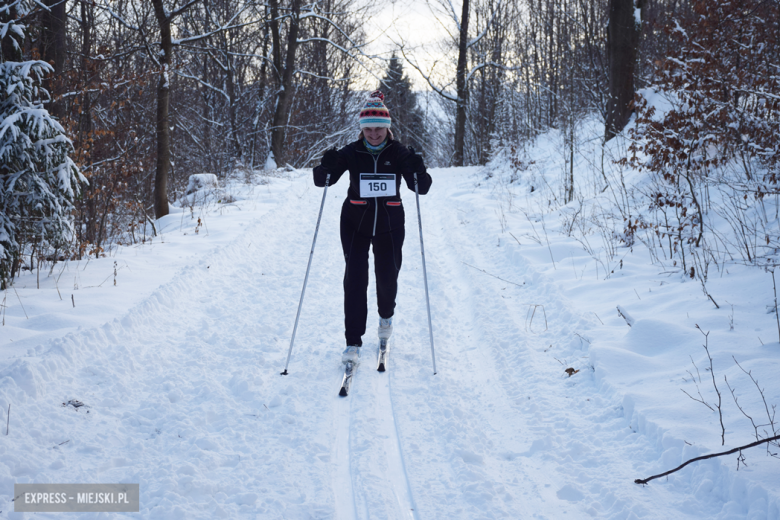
[356,138,395,153]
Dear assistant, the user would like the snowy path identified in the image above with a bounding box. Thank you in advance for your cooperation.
[0,169,752,518]
[379,173,714,519]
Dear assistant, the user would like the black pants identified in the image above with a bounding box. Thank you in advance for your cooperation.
[340,212,405,346]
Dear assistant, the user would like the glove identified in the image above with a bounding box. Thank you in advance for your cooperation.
[406,147,425,173]
[321,148,340,171]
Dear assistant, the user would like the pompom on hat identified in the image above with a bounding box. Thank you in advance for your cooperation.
[359,90,391,129]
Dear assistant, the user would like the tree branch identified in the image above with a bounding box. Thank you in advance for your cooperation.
[467,0,502,48]
[168,0,202,20]
[398,44,458,102]
[635,435,780,485]
[465,61,519,84]
[95,1,140,31]
[173,20,261,45]
[441,0,461,31]
[697,325,725,446]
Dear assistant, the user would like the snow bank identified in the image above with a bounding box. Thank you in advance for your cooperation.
[480,112,780,518]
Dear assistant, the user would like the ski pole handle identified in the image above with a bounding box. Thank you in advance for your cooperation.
[414,171,437,375]
[282,173,331,375]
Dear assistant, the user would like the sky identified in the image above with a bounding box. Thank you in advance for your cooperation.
[363,0,457,90]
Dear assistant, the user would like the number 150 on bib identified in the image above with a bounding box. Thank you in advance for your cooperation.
[359,173,396,198]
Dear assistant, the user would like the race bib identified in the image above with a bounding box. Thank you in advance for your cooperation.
[359,173,396,198]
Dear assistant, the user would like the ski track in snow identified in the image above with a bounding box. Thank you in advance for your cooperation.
[350,337,417,520]
[333,396,356,520]
[397,176,692,519]
[0,169,772,518]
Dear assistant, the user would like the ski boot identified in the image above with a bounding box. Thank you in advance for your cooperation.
[378,317,393,340]
[342,345,361,365]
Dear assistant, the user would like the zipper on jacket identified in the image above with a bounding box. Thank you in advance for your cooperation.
[357,145,388,237]
[372,153,379,236]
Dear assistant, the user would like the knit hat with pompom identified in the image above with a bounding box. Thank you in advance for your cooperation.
[359,90,391,128]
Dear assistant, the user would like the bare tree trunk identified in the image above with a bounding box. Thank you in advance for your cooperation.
[453,0,470,167]
[226,58,243,163]
[41,0,67,120]
[78,1,96,244]
[605,0,641,141]
[152,0,173,218]
[269,0,302,166]
[249,18,270,168]
[213,5,243,166]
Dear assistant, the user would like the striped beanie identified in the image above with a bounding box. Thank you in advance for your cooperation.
[359,90,391,128]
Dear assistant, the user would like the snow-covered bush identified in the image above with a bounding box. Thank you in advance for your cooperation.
[186,174,218,195]
[627,0,780,270]
[182,173,220,207]
[0,2,86,286]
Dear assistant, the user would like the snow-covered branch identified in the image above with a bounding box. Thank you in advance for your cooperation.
[174,70,229,100]
[467,0,503,48]
[443,0,461,32]
[465,61,519,84]
[295,69,350,82]
[173,19,262,45]
[398,45,458,102]
[168,0,202,20]
[95,1,140,31]
[298,11,366,49]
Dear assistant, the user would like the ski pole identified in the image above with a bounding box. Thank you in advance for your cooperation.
[282,173,331,375]
[414,171,437,375]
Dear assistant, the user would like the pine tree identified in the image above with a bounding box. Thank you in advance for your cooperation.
[1,1,86,287]
[381,54,426,150]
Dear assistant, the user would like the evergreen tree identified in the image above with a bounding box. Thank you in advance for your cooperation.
[381,54,426,150]
[1,1,85,287]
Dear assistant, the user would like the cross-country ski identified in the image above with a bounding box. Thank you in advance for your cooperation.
[377,339,389,372]
[338,361,356,397]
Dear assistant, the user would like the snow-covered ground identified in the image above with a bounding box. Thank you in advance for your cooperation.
[1,143,779,518]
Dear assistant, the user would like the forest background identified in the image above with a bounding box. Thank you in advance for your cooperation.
[0,0,778,293]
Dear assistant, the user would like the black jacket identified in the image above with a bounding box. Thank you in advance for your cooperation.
[313,139,432,236]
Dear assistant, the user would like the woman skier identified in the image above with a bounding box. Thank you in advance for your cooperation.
[313,90,433,365]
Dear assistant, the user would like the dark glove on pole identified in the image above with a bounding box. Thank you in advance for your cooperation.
[321,148,340,172]
[407,147,425,173]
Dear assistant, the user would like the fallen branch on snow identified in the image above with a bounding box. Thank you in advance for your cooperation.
[461,262,525,288]
[635,434,780,485]
[616,305,634,327]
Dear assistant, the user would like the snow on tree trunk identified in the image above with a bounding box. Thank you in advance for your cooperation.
[453,0,470,167]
